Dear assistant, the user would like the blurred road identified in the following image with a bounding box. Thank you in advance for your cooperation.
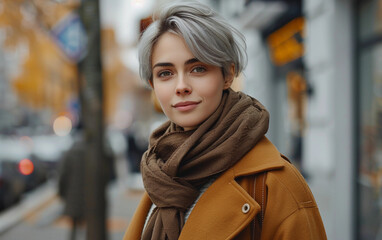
[0,158,143,240]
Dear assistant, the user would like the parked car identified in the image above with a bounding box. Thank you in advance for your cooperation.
[0,160,24,211]
[0,133,71,211]
[0,136,30,211]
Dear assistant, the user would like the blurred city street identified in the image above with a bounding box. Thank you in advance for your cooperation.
[0,157,144,240]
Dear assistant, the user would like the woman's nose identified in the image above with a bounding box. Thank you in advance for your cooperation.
[175,75,192,95]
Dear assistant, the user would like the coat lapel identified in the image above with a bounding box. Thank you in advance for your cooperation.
[179,137,285,240]
[179,168,260,240]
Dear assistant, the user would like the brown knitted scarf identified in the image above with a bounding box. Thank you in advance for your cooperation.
[141,88,269,240]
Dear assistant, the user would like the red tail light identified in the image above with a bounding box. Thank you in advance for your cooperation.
[19,159,34,176]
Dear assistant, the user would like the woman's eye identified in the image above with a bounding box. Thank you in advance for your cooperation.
[158,71,172,77]
[191,66,206,73]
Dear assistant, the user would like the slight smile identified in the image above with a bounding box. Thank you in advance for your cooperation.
[172,101,201,112]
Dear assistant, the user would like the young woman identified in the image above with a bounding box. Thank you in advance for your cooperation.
[123,1,327,239]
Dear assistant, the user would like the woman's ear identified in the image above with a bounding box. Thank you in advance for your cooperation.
[151,90,163,113]
[148,79,154,88]
[223,64,235,89]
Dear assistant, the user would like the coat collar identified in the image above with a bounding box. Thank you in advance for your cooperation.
[232,136,285,177]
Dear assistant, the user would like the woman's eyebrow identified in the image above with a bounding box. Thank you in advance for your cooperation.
[185,58,200,65]
[153,62,174,69]
[153,58,200,69]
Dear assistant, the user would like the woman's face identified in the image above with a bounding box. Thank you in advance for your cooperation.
[151,32,232,131]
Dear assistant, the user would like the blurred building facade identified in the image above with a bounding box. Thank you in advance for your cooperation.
[200,0,381,239]
[356,0,382,239]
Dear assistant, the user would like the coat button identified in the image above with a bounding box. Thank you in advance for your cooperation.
[242,203,250,214]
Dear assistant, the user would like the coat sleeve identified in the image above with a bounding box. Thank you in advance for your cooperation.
[272,206,327,240]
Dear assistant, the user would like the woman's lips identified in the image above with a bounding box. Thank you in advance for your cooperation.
[172,101,200,112]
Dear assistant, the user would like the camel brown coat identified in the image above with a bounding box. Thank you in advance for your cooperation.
[123,137,327,240]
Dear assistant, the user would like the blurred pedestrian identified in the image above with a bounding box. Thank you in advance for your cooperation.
[58,130,86,240]
[123,1,327,240]
[125,123,148,174]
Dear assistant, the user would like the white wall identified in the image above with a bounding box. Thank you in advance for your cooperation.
[303,0,355,239]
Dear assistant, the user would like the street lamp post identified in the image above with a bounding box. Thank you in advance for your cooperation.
[78,1,107,240]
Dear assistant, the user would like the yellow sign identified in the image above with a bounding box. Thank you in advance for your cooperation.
[267,17,305,66]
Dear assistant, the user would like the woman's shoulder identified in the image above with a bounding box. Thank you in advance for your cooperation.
[266,158,318,208]
[235,137,318,207]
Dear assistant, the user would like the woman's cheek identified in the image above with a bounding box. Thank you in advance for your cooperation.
[154,87,171,110]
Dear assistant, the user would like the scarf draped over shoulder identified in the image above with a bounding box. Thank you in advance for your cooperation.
[141,88,269,240]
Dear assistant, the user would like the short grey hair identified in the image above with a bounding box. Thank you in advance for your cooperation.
[138,0,247,84]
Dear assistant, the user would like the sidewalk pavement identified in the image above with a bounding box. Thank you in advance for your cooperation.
[0,159,144,240]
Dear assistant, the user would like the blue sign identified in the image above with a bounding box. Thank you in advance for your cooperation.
[52,13,87,62]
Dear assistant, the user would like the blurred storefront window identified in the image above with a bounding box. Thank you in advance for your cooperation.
[359,0,382,41]
[357,0,382,239]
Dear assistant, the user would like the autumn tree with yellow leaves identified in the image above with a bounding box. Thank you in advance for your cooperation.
[0,0,130,127]
[0,0,78,114]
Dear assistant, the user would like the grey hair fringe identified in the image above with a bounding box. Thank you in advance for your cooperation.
[138,1,247,83]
